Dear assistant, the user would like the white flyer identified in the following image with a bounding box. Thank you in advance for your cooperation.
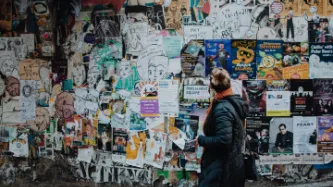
[266,91,291,116]
[158,80,179,117]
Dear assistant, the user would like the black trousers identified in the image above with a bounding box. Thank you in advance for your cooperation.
[287,19,294,39]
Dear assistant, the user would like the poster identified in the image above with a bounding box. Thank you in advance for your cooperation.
[313,79,333,116]
[290,79,313,116]
[293,116,317,154]
[204,39,232,76]
[269,117,293,154]
[181,40,205,77]
[309,19,333,43]
[318,116,333,153]
[182,26,213,44]
[309,43,333,78]
[282,42,309,67]
[97,123,112,151]
[144,130,167,169]
[20,80,37,121]
[140,97,160,117]
[8,128,28,157]
[82,119,97,146]
[231,40,257,79]
[158,80,179,117]
[266,91,291,116]
[282,63,309,79]
[242,80,267,117]
[231,79,242,96]
[245,117,271,154]
[172,114,199,153]
[163,36,183,58]
[126,131,146,168]
[112,128,128,163]
[267,80,290,91]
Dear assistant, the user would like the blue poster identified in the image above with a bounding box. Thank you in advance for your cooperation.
[204,39,231,76]
[231,40,257,80]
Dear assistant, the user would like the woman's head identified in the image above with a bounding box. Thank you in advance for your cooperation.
[209,68,231,92]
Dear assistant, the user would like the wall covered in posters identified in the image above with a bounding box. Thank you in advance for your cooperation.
[2,0,333,186]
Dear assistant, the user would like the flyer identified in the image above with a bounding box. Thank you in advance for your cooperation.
[317,116,333,153]
[282,42,309,67]
[282,63,309,79]
[313,79,333,116]
[242,80,267,117]
[309,43,333,78]
[290,79,313,116]
[158,80,179,117]
[140,97,160,117]
[266,91,291,116]
[245,117,271,154]
[269,117,293,154]
[112,128,128,163]
[293,116,317,154]
[144,130,167,169]
[204,39,232,76]
[181,40,205,77]
[162,36,183,58]
[126,131,146,168]
[231,40,257,79]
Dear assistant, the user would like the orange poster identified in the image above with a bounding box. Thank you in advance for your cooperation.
[282,63,309,79]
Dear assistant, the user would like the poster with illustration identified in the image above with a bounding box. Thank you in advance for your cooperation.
[97,123,112,151]
[282,42,309,67]
[123,20,148,56]
[231,40,257,79]
[204,39,232,76]
[246,117,271,155]
[129,111,147,131]
[242,80,267,117]
[181,77,210,103]
[126,131,146,168]
[256,40,283,80]
[82,119,98,146]
[20,80,37,121]
[9,128,29,157]
[144,130,167,168]
[133,81,159,97]
[112,128,128,163]
[114,60,140,92]
[282,63,309,79]
[181,40,205,77]
[269,117,293,154]
[266,91,291,116]
[29,133,45,159]
[172,114,199,153]
[146,5,166,32]
[137,45,168,81]
[318,116,333,153]
[164,0,190,34]
[309,43,333,78]
[290,79,313,116]
[293,116,317,154]
[313,79,333,116]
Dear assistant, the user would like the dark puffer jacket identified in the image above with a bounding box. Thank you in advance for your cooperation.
[198,95,248,187]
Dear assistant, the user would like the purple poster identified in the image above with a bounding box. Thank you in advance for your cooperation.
[140,97,159,117]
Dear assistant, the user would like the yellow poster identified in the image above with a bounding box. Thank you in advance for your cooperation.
[282,63,309,79]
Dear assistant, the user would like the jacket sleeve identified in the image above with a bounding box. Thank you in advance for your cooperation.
[198,103,234,149]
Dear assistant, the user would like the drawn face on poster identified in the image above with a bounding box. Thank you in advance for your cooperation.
[137,45,168,81]
[87,66,101,89]
[6,76,20,97]
[72,64,86,87]
[292,17,308,42]
[29,107,50,132]
[117,60,132,79]
[0,55,17,77]
[212,3,252,39]
[55,92,74,119]
[133,81,158,97]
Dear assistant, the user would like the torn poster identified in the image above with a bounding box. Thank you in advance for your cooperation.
[77,146,96,164]
[144,130,167,169]
[124,21,148,56]
[158,80,179,117]
[20,80,36,121]
[129,110,147,131]
[9,128,29,157]
[97,123,112,152]
[112,128,128,163]
[126,131,146,168]
[28,107,50,132]
[293,116,317,154]
[82,119,98,146]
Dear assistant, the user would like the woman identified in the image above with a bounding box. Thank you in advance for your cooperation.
[196,68,248,187]
[315,99,325,115]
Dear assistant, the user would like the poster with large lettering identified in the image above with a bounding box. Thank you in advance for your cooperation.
[231,40,257,79]
[290,79,313,116]
[181,77,210,103]
[309,43,333,78]
[312,79,333,116]
[293,116,317,154]
[318,116,333,153]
